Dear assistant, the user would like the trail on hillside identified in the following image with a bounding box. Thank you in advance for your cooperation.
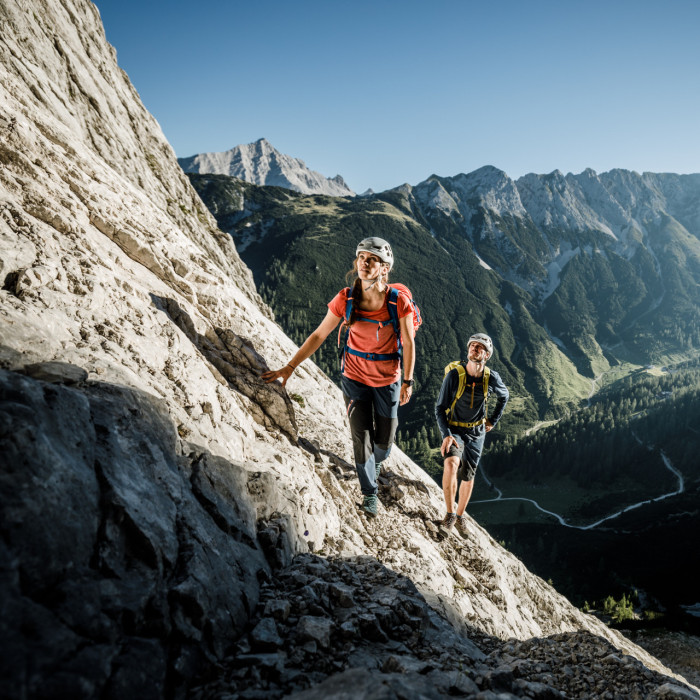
[474,364,685,529]
[524,420,558,437]
[474,450,683,531]
[587,373,603,405]
[586,366,618,405]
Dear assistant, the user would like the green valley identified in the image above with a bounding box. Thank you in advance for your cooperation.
[190,169,700,618]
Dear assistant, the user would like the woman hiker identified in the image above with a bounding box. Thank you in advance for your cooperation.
[262,237,416,517]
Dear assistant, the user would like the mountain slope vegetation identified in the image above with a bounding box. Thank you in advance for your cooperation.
[190,170,700,613]
[189,169,700,439]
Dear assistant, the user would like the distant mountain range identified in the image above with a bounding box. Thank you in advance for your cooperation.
[188,165,700,619]
[188,165,700,435]
[178,138,355,197]
[405,166,700,367]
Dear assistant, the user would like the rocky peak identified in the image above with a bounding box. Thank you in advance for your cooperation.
[415,167,527,220]
[178,138,355,197]
[0,0,698,698]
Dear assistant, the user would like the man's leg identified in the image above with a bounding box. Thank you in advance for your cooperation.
[456,479,475,516]
[454,435,483,537]
[440,434,464,530]
[442,456,460,514]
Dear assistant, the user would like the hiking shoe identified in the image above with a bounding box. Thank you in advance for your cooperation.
[440,513,457,531]
[455,515,469,538]
[375,461,382,479]
[362,494,378,517]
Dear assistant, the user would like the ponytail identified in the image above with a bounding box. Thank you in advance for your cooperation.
[344,260,362,326]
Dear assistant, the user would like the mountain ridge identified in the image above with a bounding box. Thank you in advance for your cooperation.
[189,164,700,435]
[178,137,355,197]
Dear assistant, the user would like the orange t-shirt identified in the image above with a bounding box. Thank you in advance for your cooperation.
[328,288,413,387]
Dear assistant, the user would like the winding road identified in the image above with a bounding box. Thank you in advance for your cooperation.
[473,450,684,531]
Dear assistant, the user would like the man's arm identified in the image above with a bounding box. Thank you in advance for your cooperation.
[487,370,509,428]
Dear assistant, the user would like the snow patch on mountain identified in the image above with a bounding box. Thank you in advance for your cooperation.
[540,244,579,301]
[474,250,492,270]
[179,139,355,197]
[544,322,568,350]
[237,218,276,253]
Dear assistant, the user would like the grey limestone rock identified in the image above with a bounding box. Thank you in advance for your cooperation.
[0,370,268,697]
[296,615,334,649]
[23,360,88,384]
[653,684,700,699]
[250,618,283,651]
[286,668,454,699]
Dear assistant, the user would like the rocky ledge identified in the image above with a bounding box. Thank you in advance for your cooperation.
[192,554,697,700]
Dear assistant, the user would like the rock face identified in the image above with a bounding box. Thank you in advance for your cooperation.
[0,1,698,699]
[0,369,267,697]
[178,138,355,197]
[409,165,700,301]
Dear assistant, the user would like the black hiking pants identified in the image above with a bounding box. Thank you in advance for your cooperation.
[341,376,400,495]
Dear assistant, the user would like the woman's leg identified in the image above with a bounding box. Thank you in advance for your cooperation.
[371,380,400,465]
[342,377,378,495]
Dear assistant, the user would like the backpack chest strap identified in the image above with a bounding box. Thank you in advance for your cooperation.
[344,347,400,362]
[448,417,487,429]
[342,286,402,351]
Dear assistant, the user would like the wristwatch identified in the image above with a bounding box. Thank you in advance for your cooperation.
[402,379,414,387]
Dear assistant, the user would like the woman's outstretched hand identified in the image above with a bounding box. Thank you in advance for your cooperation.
[261,365,294,387]
[399,383,413,405]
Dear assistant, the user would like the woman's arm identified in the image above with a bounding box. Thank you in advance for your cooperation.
[398,313,415,405]
[262,309,342,386]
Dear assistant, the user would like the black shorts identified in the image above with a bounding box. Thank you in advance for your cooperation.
[445,432,485,482]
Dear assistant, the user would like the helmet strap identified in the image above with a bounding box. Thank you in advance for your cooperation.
[363,275,384,292]
[361,268,388,292]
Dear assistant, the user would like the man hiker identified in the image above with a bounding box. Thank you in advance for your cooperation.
[435,333,509,536]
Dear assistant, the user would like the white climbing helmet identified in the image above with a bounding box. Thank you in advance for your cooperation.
[468,333,493,358]
[356,237,394,271]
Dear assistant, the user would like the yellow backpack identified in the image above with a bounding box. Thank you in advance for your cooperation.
[443,361,490,428]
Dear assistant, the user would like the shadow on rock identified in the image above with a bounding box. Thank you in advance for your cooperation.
[150,293,297,441]
[0,367,269,700]
[191,551,698,700]
[1,365,696,700]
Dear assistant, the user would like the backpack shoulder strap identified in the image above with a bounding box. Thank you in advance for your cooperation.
[344,287,353,323]
[385,286,402,352]
[386,286,400,327]
[448,362,467,420]
[483,366,490,406]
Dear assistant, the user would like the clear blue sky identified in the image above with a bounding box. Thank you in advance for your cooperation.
[95,0,700,193]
